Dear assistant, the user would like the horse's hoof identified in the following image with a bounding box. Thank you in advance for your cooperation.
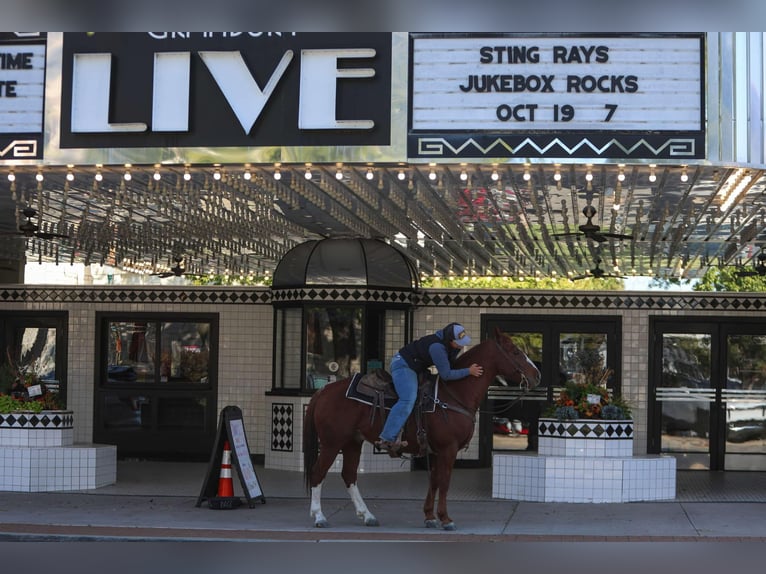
[424,519,439,529]
[442,522,456,531]
[314,519,329,528]
[364,517,379,527]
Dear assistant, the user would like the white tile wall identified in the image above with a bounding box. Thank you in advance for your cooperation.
[539,436,634,457]
[0,427,74,447]
[492,452,676,502]
[0,444,116,492]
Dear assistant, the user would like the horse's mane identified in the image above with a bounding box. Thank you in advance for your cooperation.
[453,335,494,368]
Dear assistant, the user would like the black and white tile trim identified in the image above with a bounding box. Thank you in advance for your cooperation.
[0,410,74,430]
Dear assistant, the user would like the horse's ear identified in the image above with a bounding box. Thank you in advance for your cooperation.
[493,326,503,339]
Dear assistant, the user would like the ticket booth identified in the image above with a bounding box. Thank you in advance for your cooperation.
[265,237,418,472]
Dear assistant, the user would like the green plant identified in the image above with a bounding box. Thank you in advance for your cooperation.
[544,348,631,420]
[1,347,66,412]
[0,394,44,414]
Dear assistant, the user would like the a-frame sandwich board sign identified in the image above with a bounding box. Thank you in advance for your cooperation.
[196,405,265,508]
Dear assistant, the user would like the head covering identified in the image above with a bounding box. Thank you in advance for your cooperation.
[451,324,471,347]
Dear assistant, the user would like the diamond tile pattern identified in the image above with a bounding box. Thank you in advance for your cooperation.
[271,403,294,452]
[0,411,74,430]
[539,418,633,439]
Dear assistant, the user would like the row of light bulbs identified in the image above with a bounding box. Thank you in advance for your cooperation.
[4,163,693,185]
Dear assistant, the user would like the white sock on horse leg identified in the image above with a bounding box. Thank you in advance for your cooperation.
[348,483,377,525]
[310,484,326,522]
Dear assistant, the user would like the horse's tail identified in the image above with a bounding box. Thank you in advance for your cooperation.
[303,394,319,493]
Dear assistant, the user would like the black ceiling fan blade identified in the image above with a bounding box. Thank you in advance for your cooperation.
[599,232,634,240]
[34,231,70,240]
[551,231,583,238]
[735,269,760,277]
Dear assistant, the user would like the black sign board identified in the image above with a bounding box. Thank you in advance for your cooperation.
[196,405,265,508]
[59,32,392,150]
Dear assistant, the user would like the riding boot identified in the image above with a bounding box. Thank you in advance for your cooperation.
[374,437,408,458]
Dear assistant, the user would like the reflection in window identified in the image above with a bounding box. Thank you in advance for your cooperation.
[306,307,362,389]
[559,333,610,386]
[160,322,211,383]
[103,394,150,429]
[18,327,57,381]
[107,320,212,385]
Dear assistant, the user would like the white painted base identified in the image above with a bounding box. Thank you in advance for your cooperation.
[492,452,676,503]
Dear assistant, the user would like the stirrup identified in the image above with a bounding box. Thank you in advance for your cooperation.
[375,438,408,458]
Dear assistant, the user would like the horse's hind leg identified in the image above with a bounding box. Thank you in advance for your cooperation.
[309,446,340,528]
[341,439,379,526]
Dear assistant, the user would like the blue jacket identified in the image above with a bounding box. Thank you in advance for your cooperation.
[397,324,471,380]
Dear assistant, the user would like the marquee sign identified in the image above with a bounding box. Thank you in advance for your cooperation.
[0,33,45,161]
[51,33,394,163]
[408,34,705,160]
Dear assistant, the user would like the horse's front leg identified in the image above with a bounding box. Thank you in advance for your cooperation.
[435,447,458,530]
[423,452,439,528]
[309,482,329,528]
[342,440,378,526]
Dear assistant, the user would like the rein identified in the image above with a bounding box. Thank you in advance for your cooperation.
[478,339,534,416]
[430,380,475,422]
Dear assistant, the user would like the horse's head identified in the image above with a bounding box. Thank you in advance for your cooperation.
[492,327,541,390]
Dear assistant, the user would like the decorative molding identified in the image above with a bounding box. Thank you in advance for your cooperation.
[2,285,766,313]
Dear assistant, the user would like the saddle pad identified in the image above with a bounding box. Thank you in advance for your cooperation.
[345,372,438,413]
[346,372,397,409]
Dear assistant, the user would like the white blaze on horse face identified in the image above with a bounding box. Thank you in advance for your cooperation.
[526,356,541,385]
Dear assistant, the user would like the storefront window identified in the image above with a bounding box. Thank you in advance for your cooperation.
[107,320,211,384]
[1,313,68,402]
[96,313,217,459]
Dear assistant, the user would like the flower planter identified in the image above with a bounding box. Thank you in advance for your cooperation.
[0,410,74,447]
[493,417,676,503]
[538,417,634,458]
[0,410,117,492]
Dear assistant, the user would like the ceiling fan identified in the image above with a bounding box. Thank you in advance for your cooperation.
[571,258,627,281]
[0,207,69,240]
[736,253,766,277]
[552,204,633,243]
[151,256,199,278]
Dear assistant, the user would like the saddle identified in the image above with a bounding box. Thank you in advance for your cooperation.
[345,369,438,457]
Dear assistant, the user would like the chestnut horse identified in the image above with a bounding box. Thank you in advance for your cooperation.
[303,327,541,530]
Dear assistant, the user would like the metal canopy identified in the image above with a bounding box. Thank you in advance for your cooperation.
[1,162,764,282]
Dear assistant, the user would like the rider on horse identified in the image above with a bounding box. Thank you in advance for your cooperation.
[375,322,484,457]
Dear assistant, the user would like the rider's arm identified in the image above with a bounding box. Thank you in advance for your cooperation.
[429,343,471,380]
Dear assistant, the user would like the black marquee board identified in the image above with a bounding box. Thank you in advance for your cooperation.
[196,405,265,508]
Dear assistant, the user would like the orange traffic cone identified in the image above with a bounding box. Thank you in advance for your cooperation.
[216,441,234,497]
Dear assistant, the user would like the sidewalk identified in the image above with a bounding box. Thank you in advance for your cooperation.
[2,461,766,542]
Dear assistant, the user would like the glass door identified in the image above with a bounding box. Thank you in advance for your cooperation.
[723,333,766,470]
[653,330,715,469]
[651,320,766,471]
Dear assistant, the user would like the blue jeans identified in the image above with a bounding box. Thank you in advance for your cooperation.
[379,354,418,442]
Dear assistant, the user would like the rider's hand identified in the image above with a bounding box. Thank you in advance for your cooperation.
[469,363,483,377]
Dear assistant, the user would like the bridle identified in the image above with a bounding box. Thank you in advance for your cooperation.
[477,338,538,416]
[493,338,534,393]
